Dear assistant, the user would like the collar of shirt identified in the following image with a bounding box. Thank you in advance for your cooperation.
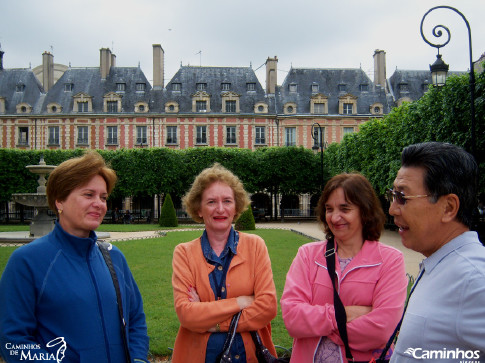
[422,231,480,275]
[201,227,239,264]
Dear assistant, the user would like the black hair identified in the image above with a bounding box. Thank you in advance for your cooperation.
[401,142,477,228]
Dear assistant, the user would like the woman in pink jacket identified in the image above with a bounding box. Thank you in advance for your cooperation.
[281,173,407,362]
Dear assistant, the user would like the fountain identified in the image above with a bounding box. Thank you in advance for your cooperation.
[11,157,57,239]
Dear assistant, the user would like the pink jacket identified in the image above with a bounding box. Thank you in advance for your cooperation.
[280,240,407,363]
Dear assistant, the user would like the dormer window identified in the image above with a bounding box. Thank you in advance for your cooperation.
[172,83,181,91]
[16,84,25,93]
[338,84,346,92]
[116,83,126,92]
[312,84,319,93]
[289,83,298,92]
[64,83,73,92]
[246,83,256,92]
[359,84,369,92]
[196,83,207,91]
[136,83,146,92]
[221,83,231,91]
[399,83,409,92]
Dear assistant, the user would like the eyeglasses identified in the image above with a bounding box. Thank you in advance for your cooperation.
[385,188,429,205]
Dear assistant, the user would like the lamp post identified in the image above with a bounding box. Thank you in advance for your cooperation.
[311,123,325,190]
[420,5,476,159]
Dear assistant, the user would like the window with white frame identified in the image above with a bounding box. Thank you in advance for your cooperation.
[285,127,296,146]
[338,84,346,92]
[246,83,256,91]
[18,127,28,145]
[77,126,89,144]
[343,103,353,114]
[78,101,89,112]
[196,100,207,112]
[225,100,236,113]
[172,83,181,91]
[359,84,369,92]
[196,126,207,144]
[196,83,207,91]
[116,83,126,92]
[226,126,236,144]
[107,126,118,144]
[136,83,146,92]
[255,126,266,145]
[64,83,73,92]
[48,126,60,145]
[314,103,325,114]
[312,84,319,93]
[166,126,177,144]
[107,101,118,113]
[343,127,354,135]
[289,83,298,92]
[136,126,147,145]
[221,83,231,91]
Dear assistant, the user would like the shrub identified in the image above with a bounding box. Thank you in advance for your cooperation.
[159,194,178,227]
[235,207,255,230]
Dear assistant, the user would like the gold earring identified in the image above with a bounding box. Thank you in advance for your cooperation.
[58,209,63,215]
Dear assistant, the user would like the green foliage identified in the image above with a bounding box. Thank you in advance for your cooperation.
[324,71,485,196]
[158,194,178,227]
[234,207,256,230]
[0,147,321,204]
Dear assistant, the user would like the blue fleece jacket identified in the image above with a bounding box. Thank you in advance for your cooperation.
[0,222,149,362]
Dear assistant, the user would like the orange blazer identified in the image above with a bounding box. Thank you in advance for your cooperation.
[171,232,278,363]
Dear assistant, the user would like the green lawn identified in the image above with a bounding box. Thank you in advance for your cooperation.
[0,228,309,358]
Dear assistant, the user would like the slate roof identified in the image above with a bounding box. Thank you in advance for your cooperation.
[387,69,431,103]
[278,67,392,115]
[0,68,45,114]
[162,66,267,114]
[42,66,152,114]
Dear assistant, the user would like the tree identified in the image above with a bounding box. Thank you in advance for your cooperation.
[234,207,255,231]
[158,194,178,227]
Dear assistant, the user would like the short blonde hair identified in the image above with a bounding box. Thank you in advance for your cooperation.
[182,163,250,223]
[46,151,117,216]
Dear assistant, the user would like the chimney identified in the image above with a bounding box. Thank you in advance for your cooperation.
[373,50,386,88]
[100,48,112,79]
[111,53,116,67]
[42,51,54,91]
[0,50,4,70]
[266,56,278,94]
[153,44,164,89]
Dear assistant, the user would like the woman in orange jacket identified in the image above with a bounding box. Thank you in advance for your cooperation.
[171,163,278,363]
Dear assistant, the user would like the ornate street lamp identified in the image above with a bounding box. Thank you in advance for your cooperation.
[420,5,476,159]
[311,123,326,190]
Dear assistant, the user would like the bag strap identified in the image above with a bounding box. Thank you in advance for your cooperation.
[97,241,132,363]
[375,268,425,362]
[325,237,354,362]
[218,311,242,362]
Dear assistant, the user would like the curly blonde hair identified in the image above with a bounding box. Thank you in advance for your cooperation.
[182,163,250,223]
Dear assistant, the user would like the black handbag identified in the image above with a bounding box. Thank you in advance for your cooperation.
[250,330,290,363]
[217,311,242,363]
[217,311,290,363]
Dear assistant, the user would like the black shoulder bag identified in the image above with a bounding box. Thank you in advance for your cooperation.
[97,241,132,363]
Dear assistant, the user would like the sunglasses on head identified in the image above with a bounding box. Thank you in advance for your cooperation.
[385,188,429,205]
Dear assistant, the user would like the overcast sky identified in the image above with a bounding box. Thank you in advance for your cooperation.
[1,0,484,87]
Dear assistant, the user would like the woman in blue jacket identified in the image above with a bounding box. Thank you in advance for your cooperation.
[0,152,149,362]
